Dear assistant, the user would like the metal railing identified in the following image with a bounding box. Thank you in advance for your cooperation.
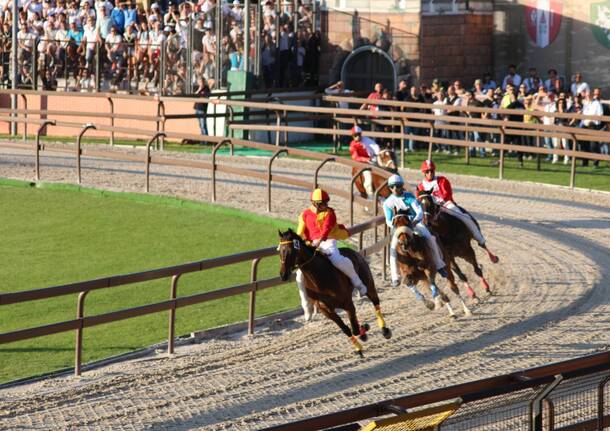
[0,114,392,377]
[263,351,610,431]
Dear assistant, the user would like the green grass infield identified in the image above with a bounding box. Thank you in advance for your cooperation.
[0,179,298,383]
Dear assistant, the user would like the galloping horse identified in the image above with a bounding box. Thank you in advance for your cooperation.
[278,229,391,357]
[417,190,492,298]
[353,145,398,201]
[392,210,472,318]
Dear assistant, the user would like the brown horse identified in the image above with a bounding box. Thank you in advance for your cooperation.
[353,146,397,201]
[392,210,472,317]
[278,229,391,357]
[417,190,493,298]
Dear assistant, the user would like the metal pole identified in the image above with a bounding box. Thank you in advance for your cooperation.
[254,1,262,78]
[244,0,251,73]
[313,157,335,188]
[248,258,261,335]
[95,42,101,91]
[10,0,17,136]
[211,139,234,201]
[167,274,180,355]
[75,291,90,376]
[427,122,434,160]
[529,374,563,431]
[35,120,56,181]
[107,97,115,146]
[267,149,288,212]
[215,0,221,85]
[598,374,610,431]
[145,132,166,192]
[75,123,97,184]
[399,118,406,168]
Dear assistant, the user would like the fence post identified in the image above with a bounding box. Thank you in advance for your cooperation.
[499,127,505,180]
[211,139,234,201]
[95,42,101,91]
[373,179,388,244]
[167,274,180,355]
[427,122,434,161]
[529,374,563,431]
[35,120,56,181]
[20,94,27,142]
[598,373,610,430]
[543,399,555,431]
[75,291,90,376]
[107,97,115,146]
[332,112,338,153]
[465,127,470,165]
[536,134,541,171]
[569,133,577,188]
[145,132,167,192]
[350,167,371,226]
[75,123,97,184]
[313,157,335,188]
[156,100,166,150]
[267,149,288,212]
[248,258,261,336]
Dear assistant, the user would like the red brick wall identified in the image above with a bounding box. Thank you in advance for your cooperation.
[420,14,493,87]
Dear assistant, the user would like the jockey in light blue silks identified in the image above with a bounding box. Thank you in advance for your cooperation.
[382,174,448,287]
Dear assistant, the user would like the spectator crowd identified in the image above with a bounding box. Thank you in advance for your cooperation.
[0,0,320,93]
[332,66,609,168]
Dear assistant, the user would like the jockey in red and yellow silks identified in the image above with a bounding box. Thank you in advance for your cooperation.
[416,160,498,263]
[295,188,367,296]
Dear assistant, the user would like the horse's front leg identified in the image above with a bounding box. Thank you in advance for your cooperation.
[317,303,363,357]
[345,301,369,342]
[296,270,316,322]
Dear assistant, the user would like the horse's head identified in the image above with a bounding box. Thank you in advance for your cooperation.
[417,189,438,225]
[277,228,306,281]
[392,210,414,254]
[376,147,398,173]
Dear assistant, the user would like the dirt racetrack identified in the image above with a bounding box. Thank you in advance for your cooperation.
[0,144,609,430]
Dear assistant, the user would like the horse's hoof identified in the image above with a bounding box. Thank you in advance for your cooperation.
[362,323,370,331]
[354,350,364,358]
[424,299,435,311]
[449,314,458,320]
[382,327,392,339]
[359,333,368,342]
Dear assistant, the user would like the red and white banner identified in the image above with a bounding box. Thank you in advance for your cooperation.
[525,0,563,48]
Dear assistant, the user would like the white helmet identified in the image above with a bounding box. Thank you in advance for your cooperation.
[388,174,404,188]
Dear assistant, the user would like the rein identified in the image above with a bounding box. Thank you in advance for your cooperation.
[278,239,318,270]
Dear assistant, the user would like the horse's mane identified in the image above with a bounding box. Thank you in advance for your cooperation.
[284,228,316,253]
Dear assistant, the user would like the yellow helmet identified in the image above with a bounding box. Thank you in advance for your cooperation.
[310,188,330,203]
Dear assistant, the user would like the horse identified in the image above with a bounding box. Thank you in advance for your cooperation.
[417,190,493,298]
[353,145,397,201]
[278,229,392,357]
[392,210,472,318]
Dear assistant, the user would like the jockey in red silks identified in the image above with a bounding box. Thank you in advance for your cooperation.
[349,125,380,197]
[416,160,499,263]
[296,188,368,297]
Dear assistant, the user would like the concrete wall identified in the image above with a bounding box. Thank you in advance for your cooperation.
[493,0,610,94]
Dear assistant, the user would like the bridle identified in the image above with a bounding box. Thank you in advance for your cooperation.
[278,239,318,270]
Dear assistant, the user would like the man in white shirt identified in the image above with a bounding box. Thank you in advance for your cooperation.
[570,72,590,98]
[17,24,36,64]
[580,91,603,167]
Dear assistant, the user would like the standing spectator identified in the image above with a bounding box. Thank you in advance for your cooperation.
[432,89,448,152]
[544,68,563,93]
[502,64,522,90]
[261,33,275,88]
[465,90,484,157]
[202,24,215,62]
[473,78,485,97]
[193,76,210,136]
[277,23,292,87]
[570,72,590,98]
[504,89,525,167]
[111,2,127,33]
[82,15,98,70]
[541,91,556,160]
[403,85,425,152]
[446,84,463,155]
[580,91,603,167]
[553,94,571,164]
[231,0,243,24]
[395,78,408,101]
[1,22,12,83]
[522,67,540,94]
[360,82,382,112]
[482,72,497,91]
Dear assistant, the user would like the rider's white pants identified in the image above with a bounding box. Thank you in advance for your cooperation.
[390,223,446,283]
[440,201,485,246]
[362,170,374,196]
[295,239,367,293]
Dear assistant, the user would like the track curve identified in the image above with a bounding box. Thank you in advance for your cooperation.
[0,144,609,430]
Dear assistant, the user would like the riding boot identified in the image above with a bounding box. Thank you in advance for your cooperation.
[389,234,401,286]
[296,270,315,321]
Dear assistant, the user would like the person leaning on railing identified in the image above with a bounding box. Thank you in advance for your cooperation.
[580,90,604,168]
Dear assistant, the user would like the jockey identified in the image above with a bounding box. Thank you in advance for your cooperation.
[382,174,448,287]
[296,188,368,296]
[416,159,498,263]
[349,125,380,197]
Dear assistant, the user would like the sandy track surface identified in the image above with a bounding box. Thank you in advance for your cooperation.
[0,144,609,430]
